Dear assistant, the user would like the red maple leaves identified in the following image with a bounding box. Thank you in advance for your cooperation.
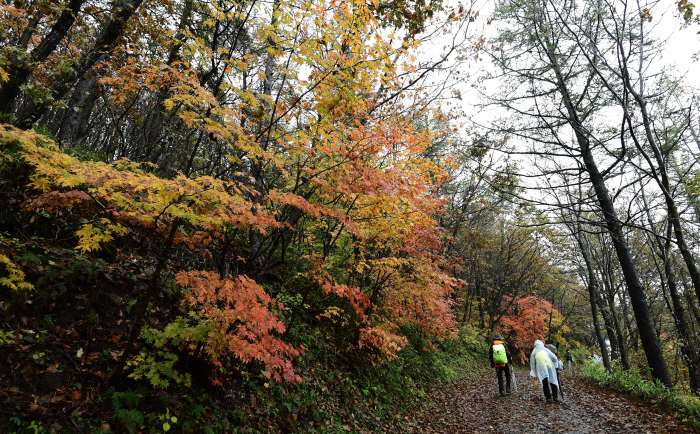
[497,295,554,361]
[177,271,302,383]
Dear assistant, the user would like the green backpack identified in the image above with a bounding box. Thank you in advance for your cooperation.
[493,342,508,365]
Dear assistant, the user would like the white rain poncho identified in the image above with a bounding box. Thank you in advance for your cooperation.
[529,340,559,386]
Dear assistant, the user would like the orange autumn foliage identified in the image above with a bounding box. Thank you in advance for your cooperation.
[0,0,477,386]
[176,271,302,383]
[496,295,554,362]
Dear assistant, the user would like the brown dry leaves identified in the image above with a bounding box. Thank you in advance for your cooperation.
[405,368,699,434]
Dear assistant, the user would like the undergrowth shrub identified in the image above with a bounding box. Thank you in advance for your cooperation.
[581,363,700,428]
[110,389,146,434]
[256,322,486,433]
[361,323,486,400]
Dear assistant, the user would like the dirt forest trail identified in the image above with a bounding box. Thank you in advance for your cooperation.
[404,368,699,434]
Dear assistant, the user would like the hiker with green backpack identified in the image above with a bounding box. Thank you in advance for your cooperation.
[489,333,513,397]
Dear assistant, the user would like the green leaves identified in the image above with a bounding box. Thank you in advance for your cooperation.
[161,410,178,432]
[127,351,192,388]
[678,0,697,23]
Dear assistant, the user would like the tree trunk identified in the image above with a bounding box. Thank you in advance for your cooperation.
[519,5,674,384]
[0,0,86,116]
[599,299,620,363]
[110,219,180,385]
[140,0,196,167]
[572,228,611,371]
[477,280,485,329]
[13,0,144,129]
[53,59,106,145]
[548,56,671,385]
[581,139,670,385]
[248,0,280,272]
[609,288,630,369]
[620,15,700,312]
[660,225,700,394]
[639,175,700,392]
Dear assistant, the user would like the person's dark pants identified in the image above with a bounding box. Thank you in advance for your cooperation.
[496,365,511,392]
[542,377,558,400]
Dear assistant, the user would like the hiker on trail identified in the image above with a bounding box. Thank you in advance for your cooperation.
[546,344,564,398]
[489,333,513,397]
[546,344,564,371]
[565,349,573,372]
[529,340,560,403]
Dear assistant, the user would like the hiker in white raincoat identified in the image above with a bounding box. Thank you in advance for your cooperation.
[529,340,560,403]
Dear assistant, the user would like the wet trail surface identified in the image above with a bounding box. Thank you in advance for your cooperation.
[406,369,698,433]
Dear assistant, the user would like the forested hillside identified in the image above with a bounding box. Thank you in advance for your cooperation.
[0,0,699,432]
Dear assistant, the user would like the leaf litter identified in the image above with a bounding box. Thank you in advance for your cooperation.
[402,368,699,433]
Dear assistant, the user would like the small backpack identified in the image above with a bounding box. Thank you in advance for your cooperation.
[493,341,508,365]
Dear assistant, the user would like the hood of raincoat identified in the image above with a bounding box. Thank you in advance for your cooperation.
[534,340,544,349]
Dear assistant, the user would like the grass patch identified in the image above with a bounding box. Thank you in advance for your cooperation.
[581,363,700,429]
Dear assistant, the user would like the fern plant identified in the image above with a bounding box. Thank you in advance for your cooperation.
[110,389,145,434]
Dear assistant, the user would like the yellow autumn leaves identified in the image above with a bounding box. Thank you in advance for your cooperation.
[0,124,279,255]
[0,253,34,291]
